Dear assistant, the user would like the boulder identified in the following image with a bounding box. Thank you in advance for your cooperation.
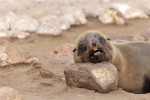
[0,87,23,100]
[0,40,39,67]
[64,62,118,93]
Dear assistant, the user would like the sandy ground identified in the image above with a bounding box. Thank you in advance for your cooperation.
[0,0,150,100]
[0,18,150,100]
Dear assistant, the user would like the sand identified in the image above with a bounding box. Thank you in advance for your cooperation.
[0,0,150,99]
[0,18,149,100]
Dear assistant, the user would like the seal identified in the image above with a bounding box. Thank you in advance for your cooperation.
[73,30,112,63]
[73,30,150,94]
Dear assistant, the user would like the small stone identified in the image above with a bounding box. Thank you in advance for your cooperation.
[33,62,42,69]
[40,68,55,78]
[0,87,23,100]
[41,79,54,86]
[64,62,118,93]
[133,29,150,41]
[0,30,30,39]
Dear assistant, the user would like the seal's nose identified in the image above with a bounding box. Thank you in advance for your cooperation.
[92,42,96,47]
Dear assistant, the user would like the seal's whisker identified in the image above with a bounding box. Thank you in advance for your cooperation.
[102,42,113,59]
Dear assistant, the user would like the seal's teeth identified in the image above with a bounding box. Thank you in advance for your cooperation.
[94,51,101,56]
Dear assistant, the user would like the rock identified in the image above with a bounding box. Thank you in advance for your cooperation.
[64,62,118,93]
[36,15,63,35]
[36,5,87,36]
[0,40,39,67]
[0,18,10,31]
[133,29,150,41]
[40,79,54,86]
[98,8,127,25]
[111,3,148,19]
[0,12,39,33]
[36,23,62,36]
[99,2,149,25]
[49,43,74,64]
[40,67,55,78]
[40,63,65,81]
[99,3,148,25]
[147,6,150,16]
[99,9,114,24]
[59,5,87,25]
[80,1,103,18]
[11,15,39,32]
[0,87,23,100]
[133,34,145,41]
[0,30,30,39]
[0,12,17,31]
[0,12,37,38]
[58,16,71,30]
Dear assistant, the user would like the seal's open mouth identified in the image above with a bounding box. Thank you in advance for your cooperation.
[89,49,104,63]
[93,49,103,55]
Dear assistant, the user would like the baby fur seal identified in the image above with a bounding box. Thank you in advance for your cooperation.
[73,30,150,94]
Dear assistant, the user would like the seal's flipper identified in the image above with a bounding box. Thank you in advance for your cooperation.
[143,74,150,93]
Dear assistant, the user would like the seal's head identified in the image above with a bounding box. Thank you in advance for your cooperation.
[73,30,113,63]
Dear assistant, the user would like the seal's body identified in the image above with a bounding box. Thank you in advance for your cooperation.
[112,42,150,93]
[73,30,150,93]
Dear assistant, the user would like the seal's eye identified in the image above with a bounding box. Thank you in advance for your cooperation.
[99,38,106,46]
[79,44,87,51]
[77,43,87,56]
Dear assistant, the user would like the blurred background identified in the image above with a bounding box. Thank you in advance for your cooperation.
[0,0,150,39]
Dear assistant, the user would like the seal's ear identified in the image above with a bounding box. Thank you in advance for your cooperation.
[107,38,111,41]
[73,48,77,52]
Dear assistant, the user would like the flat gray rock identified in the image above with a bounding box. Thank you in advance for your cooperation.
[64,62,118,93]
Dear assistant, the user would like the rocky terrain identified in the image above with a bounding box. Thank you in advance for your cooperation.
[0,0,150,100]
